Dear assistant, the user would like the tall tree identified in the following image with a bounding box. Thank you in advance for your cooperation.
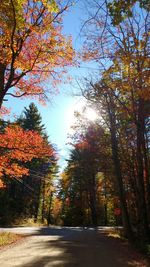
[80,0,150,242]
[17,103,57,222]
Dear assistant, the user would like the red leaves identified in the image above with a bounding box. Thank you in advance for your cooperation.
[114,208,121,216]
[0,125,54,178]
[0,0,75,105]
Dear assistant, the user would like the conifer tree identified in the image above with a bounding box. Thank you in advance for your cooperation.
[17,103,56,222]
[17,102,45,134]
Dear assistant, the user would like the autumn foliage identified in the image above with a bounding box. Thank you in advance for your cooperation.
[0,0,74,107]
[0,125,54,179]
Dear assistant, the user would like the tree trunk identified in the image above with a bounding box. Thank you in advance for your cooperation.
[41,179,45,223]
[135,99,149,241]
[107,95,133,240]
[89,174,97,226]
[47,191,53,226]
[0,63,6,108]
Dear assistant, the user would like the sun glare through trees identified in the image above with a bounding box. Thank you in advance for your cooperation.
[0,0,150,257]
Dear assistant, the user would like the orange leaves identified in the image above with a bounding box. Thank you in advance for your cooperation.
[4,164,29,177]
[0,179,6,189]
[0,0,75,106]
[75,140,89,150]
[0,125,54,178]
[0,125,53,158]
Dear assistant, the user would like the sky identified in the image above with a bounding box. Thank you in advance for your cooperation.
[5,1,98,172]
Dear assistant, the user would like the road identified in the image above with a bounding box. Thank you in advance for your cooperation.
[0,227,149,267]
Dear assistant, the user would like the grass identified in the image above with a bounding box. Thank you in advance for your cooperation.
[13,217,46,227]
[108,232,122,239]
[105,227,125,240]
[0,232,21,247]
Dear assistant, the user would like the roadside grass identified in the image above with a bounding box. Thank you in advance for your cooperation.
[13,217,46,227]
[0,232,21,247]
[108,232,122,239]
[104,227,125,240]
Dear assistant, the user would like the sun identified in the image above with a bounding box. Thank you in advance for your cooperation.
[65,99,98,133]
[84,107,98,121]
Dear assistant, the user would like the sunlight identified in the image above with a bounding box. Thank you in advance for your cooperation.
[85,107,98,121]
[65,99,98,133]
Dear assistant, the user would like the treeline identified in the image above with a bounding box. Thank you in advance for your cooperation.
[58,124,116,227]
[56,0,150,245]
[0,103,58,225]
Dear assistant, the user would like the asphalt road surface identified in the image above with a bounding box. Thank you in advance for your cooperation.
[0,227,149,267]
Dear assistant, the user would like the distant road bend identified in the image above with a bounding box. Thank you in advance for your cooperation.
[0,226,149,267]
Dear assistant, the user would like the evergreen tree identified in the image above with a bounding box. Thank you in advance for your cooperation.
[17,103,56,222]
[17,102,45,134]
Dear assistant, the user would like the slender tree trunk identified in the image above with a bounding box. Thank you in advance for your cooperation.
[89,173,97,226]
[0,63,6,108]
[104,177,108,226]
[142,122,150,223]
[41,179,45,223]
[107,96,133,240]
[37,178,44,223]
[135,99,149,241]
[47,191,53,226]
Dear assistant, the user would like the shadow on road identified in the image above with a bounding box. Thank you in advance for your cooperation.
[19,227,147,267]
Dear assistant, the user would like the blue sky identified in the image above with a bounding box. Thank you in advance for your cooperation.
[5,1,98,171]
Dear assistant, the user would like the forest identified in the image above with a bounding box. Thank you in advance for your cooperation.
[0,0,150,250]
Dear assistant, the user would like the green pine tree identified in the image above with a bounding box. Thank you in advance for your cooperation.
[16,103,56,223]
[17,102,45,134]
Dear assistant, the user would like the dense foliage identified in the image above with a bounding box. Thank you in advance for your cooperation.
[0,0,74,108]
[0,0,149,249]
[0,103,58,225]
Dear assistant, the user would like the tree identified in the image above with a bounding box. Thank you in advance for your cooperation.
[107,0,150,25]
[0,103,57,224]
[80,71,150,240]
[80,0,150,242]
[0,0,74,108]
[17,102,45,134]
[59,119,115,226]
[16,102,58,222]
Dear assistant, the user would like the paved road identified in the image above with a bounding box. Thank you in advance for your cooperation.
[0,227,148,267]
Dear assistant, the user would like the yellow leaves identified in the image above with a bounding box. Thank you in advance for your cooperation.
[60,172,70,189]
[103,48,150,101]
[45,0,59,13]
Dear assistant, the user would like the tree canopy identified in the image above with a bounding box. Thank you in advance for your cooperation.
[0,0,74,108]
